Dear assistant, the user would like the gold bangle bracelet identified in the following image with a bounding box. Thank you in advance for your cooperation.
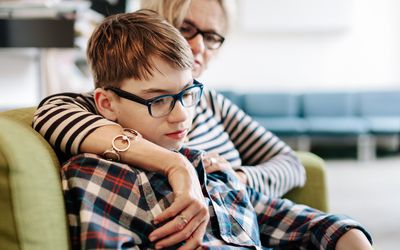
[102,128,141,161]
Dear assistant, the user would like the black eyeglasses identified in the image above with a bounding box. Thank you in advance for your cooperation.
[180,21,225,50]
[105,80,204,118]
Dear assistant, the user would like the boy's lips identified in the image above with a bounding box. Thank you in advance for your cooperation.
[165,129,188,140]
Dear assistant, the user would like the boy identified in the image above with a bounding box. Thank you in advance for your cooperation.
[62,10,373,249]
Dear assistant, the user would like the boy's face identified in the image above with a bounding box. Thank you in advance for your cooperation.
[110,58,194,151]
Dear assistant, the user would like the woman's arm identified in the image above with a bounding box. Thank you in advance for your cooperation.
[215,90,306,197]
[33,92,116,155]
[33,92,208,247]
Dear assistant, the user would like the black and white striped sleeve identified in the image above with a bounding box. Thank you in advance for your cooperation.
[32,92,117,155]
[216,91,306,197]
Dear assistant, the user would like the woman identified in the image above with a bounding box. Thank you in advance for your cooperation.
[33,0,305,248]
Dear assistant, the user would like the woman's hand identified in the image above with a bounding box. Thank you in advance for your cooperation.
[149,153,209,250]
[203,152,248,184]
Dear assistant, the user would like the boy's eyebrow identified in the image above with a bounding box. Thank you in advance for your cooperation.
[141,80,194,94]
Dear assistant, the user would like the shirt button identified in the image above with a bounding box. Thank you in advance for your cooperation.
[144,186,152,193]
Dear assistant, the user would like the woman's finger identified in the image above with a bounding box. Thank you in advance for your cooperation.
[177,220,208,250]
[203,152,220,170]
[235,170,248,185]
[149,196,205,241]
[203,154,232,174]
[152,195,190,225]
[202,152,219,167]
[153,203,208,249]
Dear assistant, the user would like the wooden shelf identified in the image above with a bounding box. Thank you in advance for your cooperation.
[0,18,74,48]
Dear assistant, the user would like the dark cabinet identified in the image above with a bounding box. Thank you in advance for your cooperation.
[0,18,74,48]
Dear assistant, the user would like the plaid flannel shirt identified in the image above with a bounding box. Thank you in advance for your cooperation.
[61,147,372,249]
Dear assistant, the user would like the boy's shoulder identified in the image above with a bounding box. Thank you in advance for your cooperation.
[179,146,204,164]
[62,153,136,172]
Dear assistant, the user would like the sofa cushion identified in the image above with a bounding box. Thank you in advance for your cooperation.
[254,117,307,136]
[0,109,69,250]
[358,91,400,116]
[303,92,356,117]
[306,117,368,136]
[365,116,400,135]
[243,93,300,117]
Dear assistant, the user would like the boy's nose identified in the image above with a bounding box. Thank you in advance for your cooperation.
[167,100,190,123]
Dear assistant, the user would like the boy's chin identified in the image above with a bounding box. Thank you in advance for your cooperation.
[165,142,184,151]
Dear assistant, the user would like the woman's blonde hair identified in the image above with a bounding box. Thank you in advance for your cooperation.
[140,0,230,32]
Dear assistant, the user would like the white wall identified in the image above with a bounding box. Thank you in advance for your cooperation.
[201,0,400,92]
[0,49,40,109]
[1,0,400,109]
[0,48,92,109]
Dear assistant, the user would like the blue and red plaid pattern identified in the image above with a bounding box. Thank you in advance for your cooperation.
[61,147,372,249]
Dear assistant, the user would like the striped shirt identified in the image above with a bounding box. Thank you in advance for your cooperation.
[62,147,372,249]
[33,87,305,197]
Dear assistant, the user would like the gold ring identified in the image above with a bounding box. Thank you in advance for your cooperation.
[178,214,188,224]
[210,157,217,166]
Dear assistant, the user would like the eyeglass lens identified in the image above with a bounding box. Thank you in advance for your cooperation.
[180,22,224,50]
[150,85,202,117]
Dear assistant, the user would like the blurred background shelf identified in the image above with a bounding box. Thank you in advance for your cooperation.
[0,18,74,48]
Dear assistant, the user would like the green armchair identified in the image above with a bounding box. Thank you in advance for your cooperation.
[0,107,328,250]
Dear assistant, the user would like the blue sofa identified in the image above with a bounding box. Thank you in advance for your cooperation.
[358,92,400,135]
[220,90,400,160]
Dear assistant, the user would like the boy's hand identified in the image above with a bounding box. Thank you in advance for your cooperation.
[149,153,209,249]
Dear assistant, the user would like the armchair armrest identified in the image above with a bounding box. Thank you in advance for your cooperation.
[0,108,69,249]
[284,151,329,212]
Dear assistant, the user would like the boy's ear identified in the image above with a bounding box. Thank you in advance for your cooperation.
[94,88,118,121]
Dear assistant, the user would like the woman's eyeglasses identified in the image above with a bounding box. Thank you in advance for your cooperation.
[105,80,204,118]
[180,21,225,50]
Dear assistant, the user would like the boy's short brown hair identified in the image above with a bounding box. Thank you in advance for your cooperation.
[87,9,193,88]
